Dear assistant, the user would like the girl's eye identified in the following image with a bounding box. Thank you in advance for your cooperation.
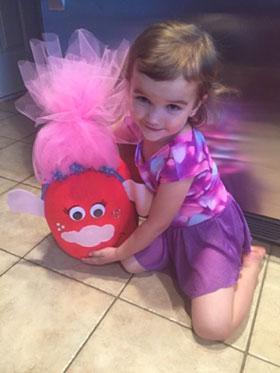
[90,203,106,218]
[68,206,86,221]
[167,104,182,112]
[135,95,150,104]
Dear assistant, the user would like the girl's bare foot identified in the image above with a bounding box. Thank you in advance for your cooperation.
[242,245,266,270]
[237,246,266,292]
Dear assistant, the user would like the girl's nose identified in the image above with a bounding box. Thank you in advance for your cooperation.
[146,107,162,125]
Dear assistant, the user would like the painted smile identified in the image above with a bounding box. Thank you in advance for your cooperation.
[61,224,115,247]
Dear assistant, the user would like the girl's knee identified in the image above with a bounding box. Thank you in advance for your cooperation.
[192,318,232,342]
[191,287,235,341]
[121,256,146,274]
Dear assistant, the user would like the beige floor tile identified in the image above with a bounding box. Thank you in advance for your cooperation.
[0,177,17,194]
[0,250,19,274]
[26,235,131,296]
[270,245,280,264]
[0,99,17,113]
[0,114,35,140]
[253,240,271,253]
[0,141,33,181]
[22,175,40,188]
[20,132,37,144]
[249,260,280,365]
[0,185,50,255]
[68,299,244,373]
[244,355,280,373]
[226,258,268,350]
[121,258,268,347]
[0,111,15,120]
[0,260,114,373]
[121,271,191,327]
[0,136,15,149]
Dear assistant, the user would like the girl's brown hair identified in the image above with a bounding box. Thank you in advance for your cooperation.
[125,21,230,127]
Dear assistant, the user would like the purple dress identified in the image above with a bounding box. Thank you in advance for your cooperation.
[134,127,252,298]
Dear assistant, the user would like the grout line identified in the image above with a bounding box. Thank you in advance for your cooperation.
[72,291,247,367]
[1,235,130,300]
[0,259,22,278]
[0,234,52,270]
[0,135,18,140]
[21,176,41,189]
[116,296,247,356]
[0,245,122,372]
[240,245,270,373]
[63,296,119,372]
[2,244,243,353]
[62,297,244,372]
[0,247,22,259]
[119,296,193,330]
[0,248,23,278]
[20,130,37,140]
[0,175,23,183]
[62,269,135,371]
[21,182,40,189]
[0,138,19,150]
[22,255,120,299]
[2,239,252,355]
[0,112,17,120]
[21,234,52,258]
[116,272,134,297]
[0,174,36,196]
[0,133,36,151]
[1,236,278,367]
[246,352,280,368]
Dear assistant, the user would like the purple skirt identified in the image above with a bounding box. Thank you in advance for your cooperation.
[134,195,252,298]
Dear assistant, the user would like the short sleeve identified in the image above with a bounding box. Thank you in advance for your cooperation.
[159,139,209,183]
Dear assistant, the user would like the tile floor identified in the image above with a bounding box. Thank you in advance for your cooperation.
[0,99,280,373]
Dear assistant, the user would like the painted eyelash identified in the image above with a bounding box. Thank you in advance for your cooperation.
[64,205,78,215]
[91,200,107,206]
[63,201,106,215]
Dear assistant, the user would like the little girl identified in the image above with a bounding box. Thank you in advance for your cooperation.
[83,21,266,342]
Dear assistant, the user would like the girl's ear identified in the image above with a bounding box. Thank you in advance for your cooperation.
[190,93,208,117]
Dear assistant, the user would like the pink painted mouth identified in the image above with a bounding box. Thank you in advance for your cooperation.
[61,224,115,247]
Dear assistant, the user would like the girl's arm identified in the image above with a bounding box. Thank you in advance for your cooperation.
[84,177,193,265]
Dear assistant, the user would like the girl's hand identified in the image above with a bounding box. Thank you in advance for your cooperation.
[82,246,121,265]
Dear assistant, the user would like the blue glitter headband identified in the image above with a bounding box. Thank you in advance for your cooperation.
[41,162,125,199]
[98,165,125,182]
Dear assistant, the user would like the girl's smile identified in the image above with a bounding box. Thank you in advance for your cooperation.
[144,123,165,132]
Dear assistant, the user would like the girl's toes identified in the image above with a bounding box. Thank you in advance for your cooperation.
[243,246,266,267]
[251,245,267,258]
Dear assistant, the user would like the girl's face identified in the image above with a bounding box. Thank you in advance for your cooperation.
[129,67,202,144]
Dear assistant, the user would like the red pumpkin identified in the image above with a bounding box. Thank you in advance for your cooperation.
[44,160,137,259]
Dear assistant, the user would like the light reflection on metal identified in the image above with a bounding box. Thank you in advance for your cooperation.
[48,0,65,11]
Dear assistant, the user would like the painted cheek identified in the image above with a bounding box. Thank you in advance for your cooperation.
[55,221,66,232]
[112,208,121,219]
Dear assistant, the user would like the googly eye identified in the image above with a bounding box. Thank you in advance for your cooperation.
[90,203,106,218]
[68,206,86,221]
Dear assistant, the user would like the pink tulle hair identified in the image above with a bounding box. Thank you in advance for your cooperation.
[16,29,130,185]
